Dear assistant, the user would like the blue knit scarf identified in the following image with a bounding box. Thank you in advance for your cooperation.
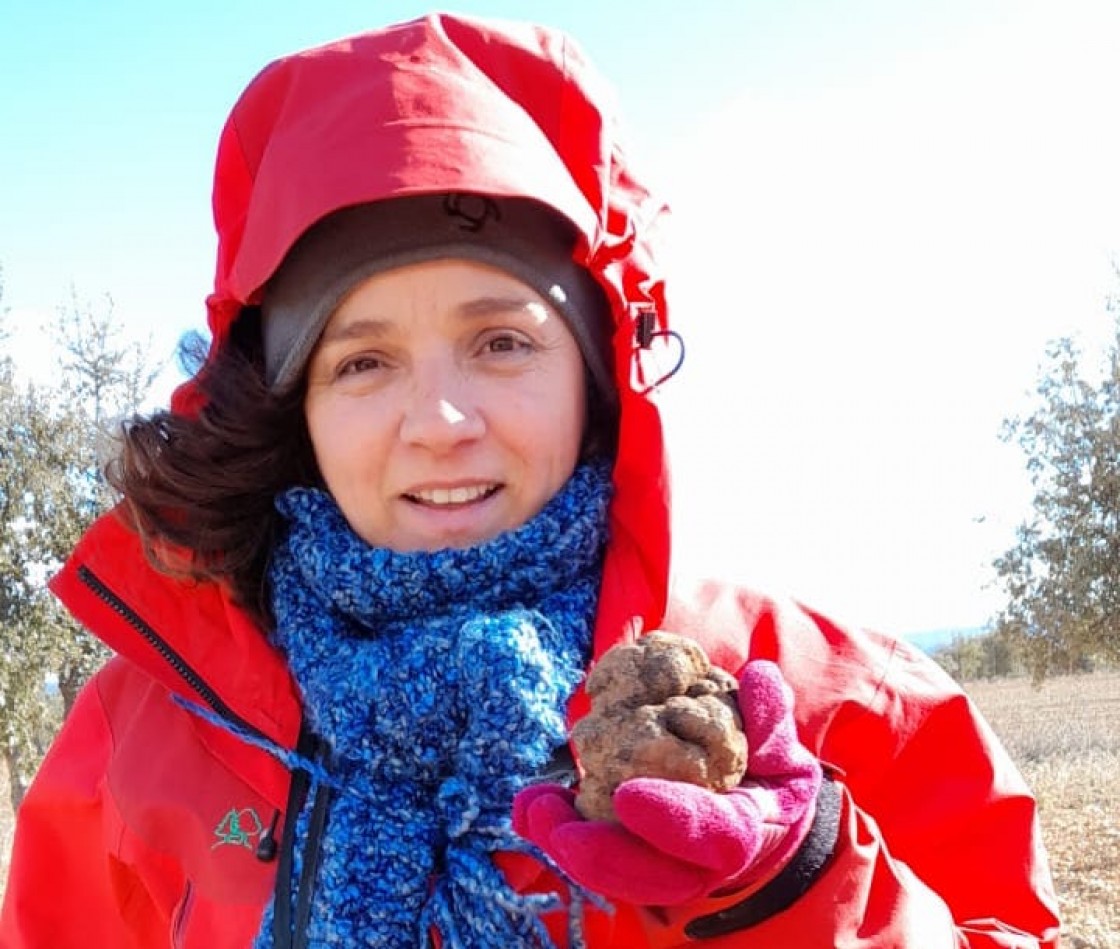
[253,462,611,949]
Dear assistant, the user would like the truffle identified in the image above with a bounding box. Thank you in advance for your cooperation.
[571,631,748,821]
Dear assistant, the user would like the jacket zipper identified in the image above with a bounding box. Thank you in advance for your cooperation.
[77,564,275,745]
[78,563,317,947]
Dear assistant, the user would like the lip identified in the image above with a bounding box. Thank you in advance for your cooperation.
[397,482,506,548]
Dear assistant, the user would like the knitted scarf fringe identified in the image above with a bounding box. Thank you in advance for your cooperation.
[174,696,610,944]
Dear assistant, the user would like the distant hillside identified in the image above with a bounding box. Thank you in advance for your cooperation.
[903,626,990,655]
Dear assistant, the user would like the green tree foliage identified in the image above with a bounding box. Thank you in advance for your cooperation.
[994,291,1120,680]
[0,281,160,807]
[0,273,64,811]
[932,629,1023,682]
[0,348,77,809]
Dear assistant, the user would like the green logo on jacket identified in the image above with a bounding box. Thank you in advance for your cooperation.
[212,807,264,850]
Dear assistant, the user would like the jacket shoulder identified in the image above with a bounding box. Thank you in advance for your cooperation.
[663,578,969,779]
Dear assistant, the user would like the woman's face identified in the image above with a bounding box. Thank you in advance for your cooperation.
[303,257,588,551]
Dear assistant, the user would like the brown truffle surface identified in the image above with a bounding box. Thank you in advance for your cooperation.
[571,631,748,821]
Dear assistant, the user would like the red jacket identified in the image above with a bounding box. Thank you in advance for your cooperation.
[1,12,1060,948]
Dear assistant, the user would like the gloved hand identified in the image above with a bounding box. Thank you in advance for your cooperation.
[512,659,821,906]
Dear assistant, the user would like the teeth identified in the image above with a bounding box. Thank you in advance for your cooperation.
[411,484,495,505]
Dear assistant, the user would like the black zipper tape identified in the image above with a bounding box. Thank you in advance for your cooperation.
[77,564,273,745]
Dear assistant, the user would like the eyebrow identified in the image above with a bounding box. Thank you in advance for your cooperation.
[457,294,547,319]
[320,295,547,343]
[320,317,391,344]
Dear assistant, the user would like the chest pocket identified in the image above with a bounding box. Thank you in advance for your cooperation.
[105,674,280,909]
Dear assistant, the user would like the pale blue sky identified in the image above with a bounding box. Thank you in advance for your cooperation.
[3,1,1120,634]
[1,0,1001,336]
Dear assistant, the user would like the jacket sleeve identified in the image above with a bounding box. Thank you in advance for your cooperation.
[637,592,1062,948]
[0,668,176,948]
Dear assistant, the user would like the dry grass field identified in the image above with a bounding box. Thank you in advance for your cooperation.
[964,670,1120,949]
[0,670,1116,945]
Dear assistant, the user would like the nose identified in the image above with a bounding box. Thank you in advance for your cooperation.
[398,363,486,451]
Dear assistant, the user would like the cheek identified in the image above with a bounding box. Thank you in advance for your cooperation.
[525,365,588,470]
[566,381,590,459]
[304,399,378,483]
[304,402,334,472]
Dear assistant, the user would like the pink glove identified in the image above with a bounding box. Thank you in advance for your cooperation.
[512,659,821,906]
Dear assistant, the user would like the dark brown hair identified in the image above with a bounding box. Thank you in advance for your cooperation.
[106,309,319,627]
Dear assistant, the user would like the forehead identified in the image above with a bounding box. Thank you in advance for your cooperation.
[321,258,557,334]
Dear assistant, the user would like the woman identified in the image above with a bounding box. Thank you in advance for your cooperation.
[0,12,1060,948]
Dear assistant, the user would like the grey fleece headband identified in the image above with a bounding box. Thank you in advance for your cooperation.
[261,194,615,398]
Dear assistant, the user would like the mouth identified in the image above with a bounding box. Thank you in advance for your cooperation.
[403,483,502,507]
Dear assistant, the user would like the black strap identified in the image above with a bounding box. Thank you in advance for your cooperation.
[684,776,843,939]
[272,725,317,949]
[292,773,333,949]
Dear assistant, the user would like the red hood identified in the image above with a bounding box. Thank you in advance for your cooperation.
[63,13,674,719]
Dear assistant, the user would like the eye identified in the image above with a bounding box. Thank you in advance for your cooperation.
[337,353,388,376]
[480,331,534,356]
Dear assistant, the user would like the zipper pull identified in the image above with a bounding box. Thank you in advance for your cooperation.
[256,809,281,862]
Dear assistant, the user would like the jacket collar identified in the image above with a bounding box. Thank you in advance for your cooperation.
[50,506,302,752]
